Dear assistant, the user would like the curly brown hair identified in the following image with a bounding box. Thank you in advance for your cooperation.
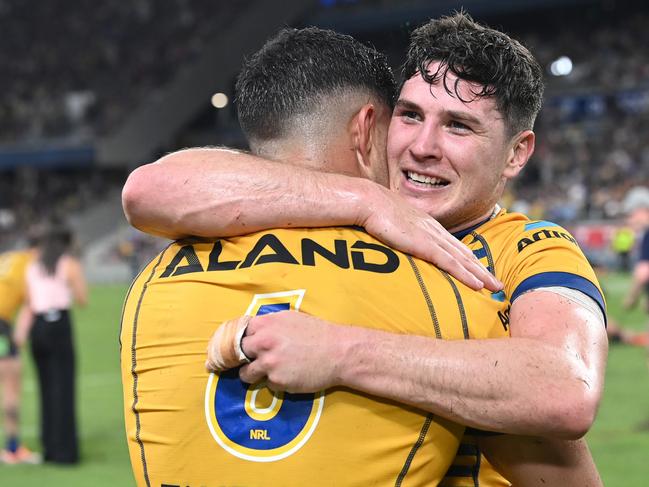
[402,12,544,136]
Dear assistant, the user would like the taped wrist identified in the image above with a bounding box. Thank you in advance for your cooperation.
[207,315,251,371]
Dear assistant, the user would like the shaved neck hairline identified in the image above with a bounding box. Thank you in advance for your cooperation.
[250,88,387,157]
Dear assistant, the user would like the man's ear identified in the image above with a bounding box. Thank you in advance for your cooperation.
[503,130,535,179]
[350,103,376,171]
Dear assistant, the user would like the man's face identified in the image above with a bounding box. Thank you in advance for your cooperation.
[387,64,519,232]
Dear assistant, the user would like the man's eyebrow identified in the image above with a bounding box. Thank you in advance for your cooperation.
[394,99,420,111]
[446,110,483,126]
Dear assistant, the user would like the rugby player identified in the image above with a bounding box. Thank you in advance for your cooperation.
[0,240,40,464]
[120,27,512,486]
[123,16,606,486]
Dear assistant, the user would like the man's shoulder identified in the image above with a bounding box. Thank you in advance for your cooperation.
[473,211,577,251]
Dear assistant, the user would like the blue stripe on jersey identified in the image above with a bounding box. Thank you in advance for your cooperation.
[444,465,475,477]
[511,272,606,325]
[524,221,559,231]
[257,303,291,315]
[491,290,506,302]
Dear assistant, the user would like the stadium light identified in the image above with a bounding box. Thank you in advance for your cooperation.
[211,92,229,109]
[550,56,573,77]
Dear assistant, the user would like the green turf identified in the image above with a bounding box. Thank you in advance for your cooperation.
[587,272,649,486]
[1,276,648,485]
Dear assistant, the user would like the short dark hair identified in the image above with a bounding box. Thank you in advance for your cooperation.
[236,27,396,141]
[402,12,544,135]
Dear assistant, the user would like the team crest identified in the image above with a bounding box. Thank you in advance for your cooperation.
[205,290,325,462]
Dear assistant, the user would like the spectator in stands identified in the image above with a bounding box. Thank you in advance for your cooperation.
[623,187,649,327]
[14,221,87,464]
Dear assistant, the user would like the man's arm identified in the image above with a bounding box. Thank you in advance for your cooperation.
[226,289,607,439]
[479,435,603,486]
[123,148,369,240]
[122,148,501,292]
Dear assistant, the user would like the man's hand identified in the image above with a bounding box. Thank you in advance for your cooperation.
[359,185,502,292]
[237,311,347,392]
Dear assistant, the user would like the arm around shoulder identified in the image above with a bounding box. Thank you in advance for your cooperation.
[123,147,500,290]
[121,147,374,240]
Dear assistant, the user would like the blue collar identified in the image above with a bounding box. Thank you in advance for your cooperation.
[452,215,494,241]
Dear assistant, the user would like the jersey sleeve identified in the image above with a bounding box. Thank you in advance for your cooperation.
[501,221,606,320]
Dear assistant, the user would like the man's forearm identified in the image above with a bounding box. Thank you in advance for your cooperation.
[233,292,606,438]
[122,148,373,239]
[334,292,607,439]
[337,332,593,438]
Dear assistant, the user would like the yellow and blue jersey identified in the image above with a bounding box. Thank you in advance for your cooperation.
[441,209,605,487]
[120,226,510,487]
[460,209,605,320]
[0,250,32,323]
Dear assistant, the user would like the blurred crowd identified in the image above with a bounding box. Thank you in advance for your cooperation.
[0,167,122,249]
[511,7,649,222]
[0,1,648,244]
[0,0,248,143]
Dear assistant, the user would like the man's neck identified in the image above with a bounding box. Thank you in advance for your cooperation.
[448,205,500,238]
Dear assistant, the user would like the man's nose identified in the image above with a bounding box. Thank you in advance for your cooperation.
[409,122,442,162]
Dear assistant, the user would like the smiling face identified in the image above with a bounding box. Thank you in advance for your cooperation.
[387,64,534,232]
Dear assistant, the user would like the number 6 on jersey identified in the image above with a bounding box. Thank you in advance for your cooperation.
[204,289,325,462]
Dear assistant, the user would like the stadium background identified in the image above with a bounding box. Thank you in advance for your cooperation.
[1,0,648,484]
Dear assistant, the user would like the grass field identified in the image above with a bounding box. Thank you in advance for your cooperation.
[1,275,648,485]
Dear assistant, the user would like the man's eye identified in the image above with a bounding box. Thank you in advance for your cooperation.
[449,120,470,131]
[401,110,421,121]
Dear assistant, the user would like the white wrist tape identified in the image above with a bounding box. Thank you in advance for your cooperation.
[206,315,251,371]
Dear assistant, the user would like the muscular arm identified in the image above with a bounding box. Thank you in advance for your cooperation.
[480,435,603,486]
[122,148,500,291]
[122,148,371,240]
[235,290,607,439]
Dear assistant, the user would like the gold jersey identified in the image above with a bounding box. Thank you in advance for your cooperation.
[441,209,605,487]
[0,250,31,323]
[120,226,510,487]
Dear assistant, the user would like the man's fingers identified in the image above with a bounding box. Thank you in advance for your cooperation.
[463,258,502,292]
[240,335,258,360]
[434,234,503,292]
[239,361,266,385]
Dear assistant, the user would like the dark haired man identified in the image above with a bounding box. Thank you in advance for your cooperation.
[121,27,512,486]
[123,15,606,485]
